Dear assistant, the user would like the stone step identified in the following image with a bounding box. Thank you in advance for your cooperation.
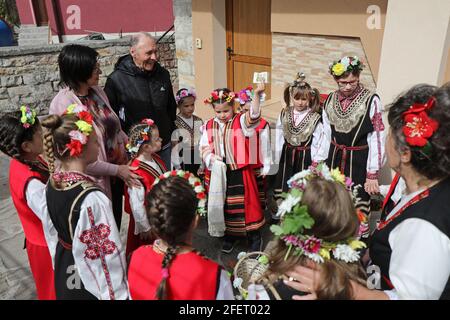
[17,39,49,46]
[18,33,48,40]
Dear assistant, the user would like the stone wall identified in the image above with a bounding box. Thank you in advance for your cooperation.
[173,0,195,89]
[0,36,178,115]
[272,33,377,97]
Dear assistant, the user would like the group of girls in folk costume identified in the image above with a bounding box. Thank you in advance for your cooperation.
[200,84,266,253]
[41,105,128,300]
[128,171,234,300]
[0,108,55,300]
[123,119,167,258]
[171,88,204,175]
[272,73,327,221]
[236,86,272,210]
[248,164,367,300]
[285,83,450,300]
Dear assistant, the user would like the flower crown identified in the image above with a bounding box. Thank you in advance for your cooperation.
[270,164,366,264]
[329,56,364,77]
[63,104,94,157]
[237,86,254,105]
[204,90,236,105]
[153,169,207,216]
[176,88,197,104]
[125,118,155,157]
[20,106,37,129]
[402,97,439,155]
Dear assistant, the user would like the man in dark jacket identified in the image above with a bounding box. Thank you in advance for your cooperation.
[105,33,177,169]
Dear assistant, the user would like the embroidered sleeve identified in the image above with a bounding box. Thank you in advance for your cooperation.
[73,191,129,300]
[311,121,328,162]
[274,114,284,165]
[366,96,386,176]
[199,124,214,170]
[389,218,450,299]
[259,124,273,176]
[314,111,331,163]
[128,184,151,234]
[26,178,58,269]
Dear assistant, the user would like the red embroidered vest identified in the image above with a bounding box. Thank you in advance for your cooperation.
[9,159,48,246]
[124,155,167,214]
[205,114,255,171]
[128,246,220,300]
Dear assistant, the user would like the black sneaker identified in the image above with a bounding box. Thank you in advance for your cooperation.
[221,239,236,254]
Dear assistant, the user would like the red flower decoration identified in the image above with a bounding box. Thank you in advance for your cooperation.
[194,181,201,187]
[403,111,439,147]
[184,172,191,179]
[141,118,155,126]
[302,237,322,254]
[78,111,93,124]
[197,192,206,200]
[66,139,83,156]
[170,170,177,176]
[79,223,116,260]
[211,91,219,100]
[403,97,435,117]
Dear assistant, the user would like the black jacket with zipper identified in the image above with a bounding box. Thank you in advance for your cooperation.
[104,54,177,147]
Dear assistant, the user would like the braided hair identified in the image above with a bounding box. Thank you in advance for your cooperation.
[127,122,158,158]
[146,176,198,300]
[0,111,48,178]
[40,114,81,174]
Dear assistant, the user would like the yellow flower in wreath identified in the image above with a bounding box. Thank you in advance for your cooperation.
[332,63,346,76]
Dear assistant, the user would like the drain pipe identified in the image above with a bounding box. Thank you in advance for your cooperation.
[50,0,64,43]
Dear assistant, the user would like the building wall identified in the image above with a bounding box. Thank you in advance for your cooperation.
[272,33,376,100]
[0,37,177,114]
[17,0,174,37]
[377,0,450,105]
[174,0,195,89]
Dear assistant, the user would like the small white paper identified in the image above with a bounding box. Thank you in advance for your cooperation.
[253,72,269,84]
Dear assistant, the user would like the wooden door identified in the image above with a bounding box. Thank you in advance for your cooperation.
[32,0,48,26]
[226,0,272,98]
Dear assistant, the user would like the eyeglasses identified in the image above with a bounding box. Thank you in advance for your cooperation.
[337,80,359,88]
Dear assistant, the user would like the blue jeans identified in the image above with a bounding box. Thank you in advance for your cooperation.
[157,145,172,170]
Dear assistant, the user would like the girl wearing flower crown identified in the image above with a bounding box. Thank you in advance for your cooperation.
[320,56,385,238]
[41,105,128,299]
[247,164,367,300]
[271,73,327,223]
[0,107,55,300]
[128,172,234,299]
[171,88,204,176]
[288,84,450,300]
[237,85,272,211]
[123,119,167,258]
[199,84,266,254]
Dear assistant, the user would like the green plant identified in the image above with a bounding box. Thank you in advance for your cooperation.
[0,0,20,26]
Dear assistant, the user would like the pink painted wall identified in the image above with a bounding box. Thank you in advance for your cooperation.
[16,0,174,36]
[16,0,35,25]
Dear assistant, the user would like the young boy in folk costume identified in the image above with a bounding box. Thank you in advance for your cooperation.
[0,107,55,300]
[321,56,385,238]
[272,73,327,222]
[200,85,265,253]
[237,85,272,210]
[171,88,204,175]
[42,105,128,300]
[124,119,167,258]
[128,172,234,300]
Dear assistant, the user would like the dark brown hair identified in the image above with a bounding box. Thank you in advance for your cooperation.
[283,82,321,113]
[0,111,48,178]
[387,83,450,180]
[127,122,158,158]
[262,177,366,299]
[146,176,199,300]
